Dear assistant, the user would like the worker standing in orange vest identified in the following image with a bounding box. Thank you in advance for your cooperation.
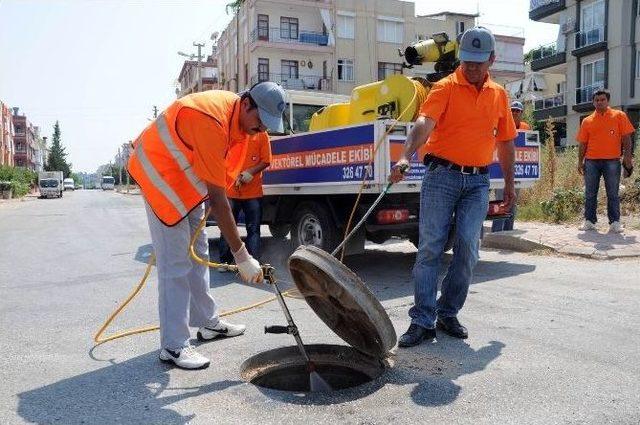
[510,101,531,130]
[128,82,286,370]
[219,132,272,265]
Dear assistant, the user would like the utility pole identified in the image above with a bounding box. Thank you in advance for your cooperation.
[193,41,205,93]
[117,146,122,189]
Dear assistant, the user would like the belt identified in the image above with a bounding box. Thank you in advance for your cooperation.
[423,154,489,175]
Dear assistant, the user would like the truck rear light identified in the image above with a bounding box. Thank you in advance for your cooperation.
[376,209,409,224]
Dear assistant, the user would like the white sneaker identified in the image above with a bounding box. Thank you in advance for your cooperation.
[197,319,246,342]
[609,221,624,233]
[159,346,210,370]
[579,220,597,231]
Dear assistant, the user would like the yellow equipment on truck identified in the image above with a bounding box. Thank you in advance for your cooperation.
[309,32,459,131]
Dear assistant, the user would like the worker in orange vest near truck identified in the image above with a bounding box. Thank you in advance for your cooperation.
[128,82,286,370]
[219,131,272,266]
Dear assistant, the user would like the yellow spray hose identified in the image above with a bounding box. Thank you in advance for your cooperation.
[94,80,427,346]
[93,208,296,346]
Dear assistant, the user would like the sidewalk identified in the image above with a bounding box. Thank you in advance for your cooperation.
[483,220,640,259]
[0,192,39,207]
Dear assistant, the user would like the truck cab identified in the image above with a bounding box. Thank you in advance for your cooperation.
[101,176,115,190]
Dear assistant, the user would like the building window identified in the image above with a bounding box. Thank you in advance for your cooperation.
[456,21,465,36]
[581,58,605,86]
[337,14,355,39]
[337,59,354,81]
[281,59,299,79]
[280,17,299,40]
[378,62,403,80]
[258,58,269,82]
[636,51,640,78]
[581,0,605,32]
[245,63,249,86]
[377,18,403,44]
[258,14,269,40]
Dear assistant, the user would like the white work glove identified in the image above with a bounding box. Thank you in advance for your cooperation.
[239,171,253,183]
[232,243,263,283]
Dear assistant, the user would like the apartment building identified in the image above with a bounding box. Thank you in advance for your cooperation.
[33,129,47,172]
[1,101,14,167]
[529,0,640,146]
[12,109,31,169]
[216,0,524,97]
[176,53,220,98]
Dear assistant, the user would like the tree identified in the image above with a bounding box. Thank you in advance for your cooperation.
[45,121,72,177]
[225,0,245,14]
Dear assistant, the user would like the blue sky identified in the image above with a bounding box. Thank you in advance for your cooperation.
[0,0,556,172]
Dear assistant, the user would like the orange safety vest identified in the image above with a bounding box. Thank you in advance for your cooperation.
[128,91,246,226]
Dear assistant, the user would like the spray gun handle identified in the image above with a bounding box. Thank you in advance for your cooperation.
[397,162,410,175]
[264,325,291,334]
[261,264,276,284]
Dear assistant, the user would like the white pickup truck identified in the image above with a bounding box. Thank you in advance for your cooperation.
[260,122,541,255]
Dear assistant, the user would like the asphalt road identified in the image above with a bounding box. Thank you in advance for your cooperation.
[1,190,639,424]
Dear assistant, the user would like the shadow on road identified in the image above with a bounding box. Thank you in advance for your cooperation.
[17,350,243,425]
[206,237,536,303]
[248,337,504,406]
[577,231,638,251]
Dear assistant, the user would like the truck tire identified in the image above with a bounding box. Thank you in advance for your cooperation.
[410,224,456,252]
[268,223,290,239]
[290,202,339,252]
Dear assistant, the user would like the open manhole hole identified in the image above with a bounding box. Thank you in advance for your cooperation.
[242,246,396,393]
[241,344,389,392]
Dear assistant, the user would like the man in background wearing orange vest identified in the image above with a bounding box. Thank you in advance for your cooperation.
[510,101,531,130]
[219,132,272,266]
[128,82,286,369]
[390,27,516,347]
[577,89,634,233]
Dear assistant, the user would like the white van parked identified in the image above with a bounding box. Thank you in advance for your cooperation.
[63,178,75,191]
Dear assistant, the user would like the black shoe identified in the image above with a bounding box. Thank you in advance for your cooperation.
[398,324,436,348]
[436,316,468,339]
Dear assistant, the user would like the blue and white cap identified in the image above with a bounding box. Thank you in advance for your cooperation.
[459,26,495,63]
[248,82,286,133]
[510,101,524,111]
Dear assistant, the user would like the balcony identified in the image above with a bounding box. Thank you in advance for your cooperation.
[533,92,567,120]
[530,42,566,72]
[250,27,330,51]
[529,0,565,22]
[573,82,604,112]
[572,26,607,57]
[250,73,332,91]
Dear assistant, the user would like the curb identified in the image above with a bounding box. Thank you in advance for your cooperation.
[482,229,640,260]
[482,230,550,253]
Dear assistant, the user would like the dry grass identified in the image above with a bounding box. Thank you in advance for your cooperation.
[517,121,640,223]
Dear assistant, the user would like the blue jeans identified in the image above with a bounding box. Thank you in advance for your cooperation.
[409,164,490,329]
[219,197,262,263]
[584,159,621,224]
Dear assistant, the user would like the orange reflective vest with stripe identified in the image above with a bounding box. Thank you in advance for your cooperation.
[128,91,246,226]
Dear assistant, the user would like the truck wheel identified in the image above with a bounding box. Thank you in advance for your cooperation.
[290,202,338,252]
[268,223,290,239]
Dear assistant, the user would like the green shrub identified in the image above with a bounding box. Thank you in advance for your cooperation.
[10,180,30,197]
[0,166,37,198]
[540,189,584,223]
